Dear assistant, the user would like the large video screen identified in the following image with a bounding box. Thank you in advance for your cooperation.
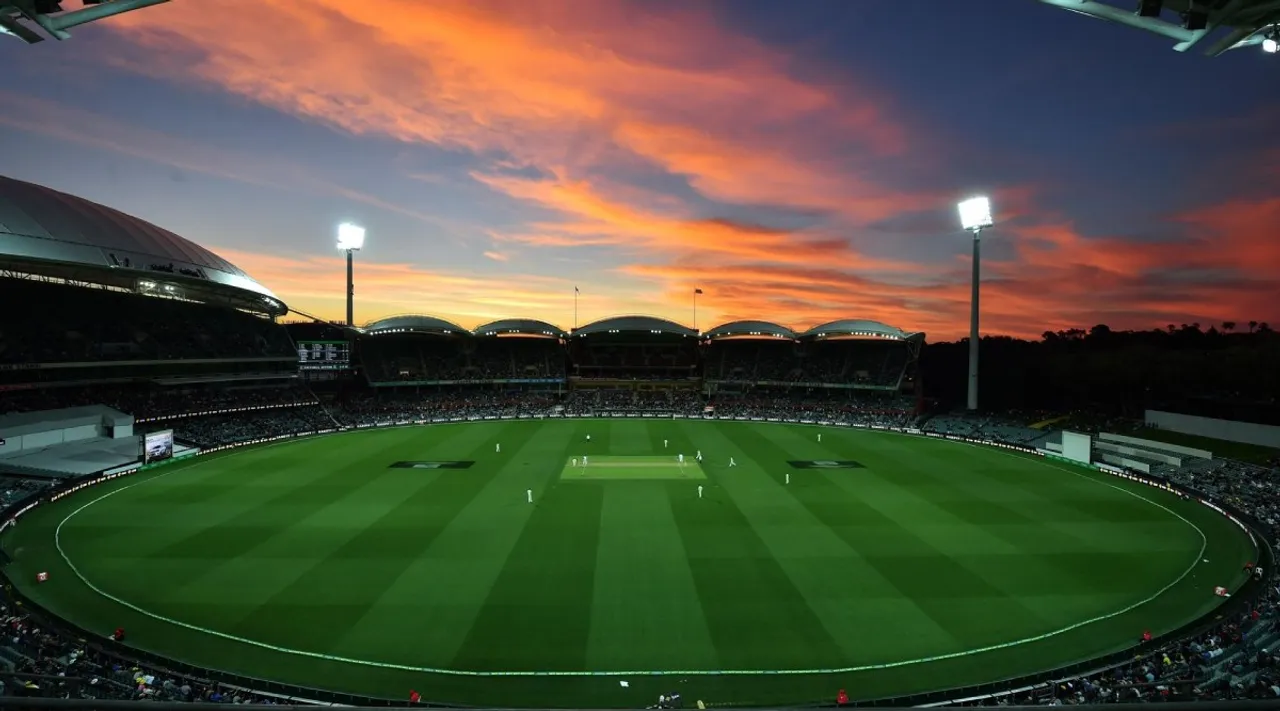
[144,429,174,463]
[298,340,350,370]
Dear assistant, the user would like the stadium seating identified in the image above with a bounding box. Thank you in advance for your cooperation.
[0,280,293,365]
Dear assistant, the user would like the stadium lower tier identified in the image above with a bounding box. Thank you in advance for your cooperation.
[2,420,1255,707]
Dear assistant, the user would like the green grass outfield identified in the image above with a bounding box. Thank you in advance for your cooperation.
[1,419,1255,708]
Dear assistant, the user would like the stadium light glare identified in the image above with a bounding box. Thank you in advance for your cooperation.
[957,196,993,232]
[1264,36,1278,54]
[336,223,366,251]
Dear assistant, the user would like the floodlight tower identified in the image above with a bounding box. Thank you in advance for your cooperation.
[337,223,365,327]
[957,196,993,411]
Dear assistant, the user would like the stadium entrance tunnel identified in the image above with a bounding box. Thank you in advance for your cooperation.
[0,417,1263,708]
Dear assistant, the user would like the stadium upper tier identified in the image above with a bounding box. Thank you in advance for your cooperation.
[364,314,469,336]
[474,318,566,338]
[0,175,285,316]
[574,315,699,337]
[360,314,922,342]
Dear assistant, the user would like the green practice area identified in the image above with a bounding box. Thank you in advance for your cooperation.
[2,419,1254,707]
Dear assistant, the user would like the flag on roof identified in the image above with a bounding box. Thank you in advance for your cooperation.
[694,288,703,294]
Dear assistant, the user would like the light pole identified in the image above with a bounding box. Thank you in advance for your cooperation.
[957,196,993,411]
[693,288,702,332]
[337,223,365,327]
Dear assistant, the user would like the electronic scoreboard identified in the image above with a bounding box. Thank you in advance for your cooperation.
[297,340,350,370]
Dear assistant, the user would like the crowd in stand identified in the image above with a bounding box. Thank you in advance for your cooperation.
[0,385,317,421]
[360,337,567,383]
[0,280,293,365]
[0,602,286,704]
[704,340,910,387]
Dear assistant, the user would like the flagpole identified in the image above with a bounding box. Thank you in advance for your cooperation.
[693,288,698,332]
[574,287,578,330]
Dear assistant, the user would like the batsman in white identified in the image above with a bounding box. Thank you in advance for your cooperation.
[583,455,589,465]
[572,457,578,467]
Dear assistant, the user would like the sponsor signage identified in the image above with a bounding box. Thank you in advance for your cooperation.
[788,460,865,469]
[389,461,475,470]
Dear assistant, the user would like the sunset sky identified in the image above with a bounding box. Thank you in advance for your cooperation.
[1,0,1277,340]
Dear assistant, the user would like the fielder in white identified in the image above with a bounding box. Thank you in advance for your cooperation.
[496,442,501,452]
[572,458,578,467]
[697,485,703,499]
[583,455,589,465]
[696,450,702,462]
[677,453,684,464]
[526,489,533,503]
[664,439,668,448]
[817,433,822,443]
[729,457,737,467]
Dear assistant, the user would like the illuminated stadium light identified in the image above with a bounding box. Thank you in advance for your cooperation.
[958,195,994,412]
[336,223,366,251]
[1264,32,1278,53]
[957,196,993,232]
[337,223,365,327]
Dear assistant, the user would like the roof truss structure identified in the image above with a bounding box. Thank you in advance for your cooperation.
[1,0,168,43]
[1037,0,1280,55]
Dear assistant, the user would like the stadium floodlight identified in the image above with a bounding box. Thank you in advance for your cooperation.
[1264,35,1278,54]
[957,195,994,412]
[337,222,366,251]
[337,223,365,327]
[957,196,993,232]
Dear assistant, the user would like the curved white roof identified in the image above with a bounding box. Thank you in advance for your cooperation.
[574,315,697,337]
[0,175,283,314]
[801,319,920,341]
[704,320,796,340]
[364,314,468,335]
[474,318,566,338]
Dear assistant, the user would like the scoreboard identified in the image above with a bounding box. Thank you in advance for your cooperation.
[298,340,350,370]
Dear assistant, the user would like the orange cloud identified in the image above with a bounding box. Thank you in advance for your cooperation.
[104,0,927,221]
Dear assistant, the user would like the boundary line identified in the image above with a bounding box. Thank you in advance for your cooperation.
[51,422,1209,678]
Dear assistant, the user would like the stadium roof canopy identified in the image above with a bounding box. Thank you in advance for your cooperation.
[1,0,170,45]
[364,314,468,336]
[800,319,925,343]
[703,320,796,340]
[574,315,698,337]
[1036,0,1280,55]
[0,175,285,316]
[474,318,566,338]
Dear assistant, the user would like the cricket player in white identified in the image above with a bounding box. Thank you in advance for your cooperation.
[526,489,533,503]
[678,453,684,464]
[696,450,702,462]
[729,457,737,467]
[586,434,591,441]
[496,443,501,453]
[583,455,589,465]
[697,485,703,499]
[572,458,578,467]
[817,433,822,443]
[664,439,668,448]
